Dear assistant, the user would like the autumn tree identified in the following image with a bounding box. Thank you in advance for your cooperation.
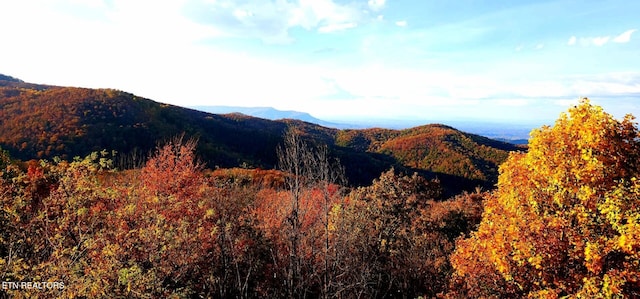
[450,99,640,298]
[1,138,274,298]
[203,173,273,298]
[274,126,345,298]
[0,150,116,298]
[328,168,481,298]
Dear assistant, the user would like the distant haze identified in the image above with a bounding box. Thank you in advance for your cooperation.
[192,105,535,141]
[191,106,355,129]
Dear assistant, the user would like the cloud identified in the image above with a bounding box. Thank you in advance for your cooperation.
[367,0,385,11]
[613,29,637,43]
[535,43,544,50]
[590,36,610,46]
[490,99,531,107]
[183,0,364,43]
[312,69,640,121]
[568,29,636,47]
[395,20,407,27]
[569,36,611,47]
[567,73,640,97]
[554,99,581,107]
[318,22,357,33]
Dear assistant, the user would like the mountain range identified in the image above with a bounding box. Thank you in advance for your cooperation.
[191,105,353,129]
[0,74,523,195]
[191,106,534,143]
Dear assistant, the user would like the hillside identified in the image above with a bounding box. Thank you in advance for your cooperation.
[336,125,521,189]
[0,75,520,193]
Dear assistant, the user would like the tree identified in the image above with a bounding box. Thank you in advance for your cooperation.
[275,126,345,298]
[450,99,640,298]
[1,151,116,297]
[330,168,465,298]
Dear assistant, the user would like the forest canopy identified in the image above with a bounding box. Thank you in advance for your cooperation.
[1,99,640,298]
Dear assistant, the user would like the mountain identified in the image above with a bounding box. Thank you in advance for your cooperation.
[191,105,355,129]
[0,74,23,83]
[0,74,522,195]
[493,138,529,145]
[336,124,522,189]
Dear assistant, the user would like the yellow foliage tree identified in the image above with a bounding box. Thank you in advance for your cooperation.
[450,99,640,298]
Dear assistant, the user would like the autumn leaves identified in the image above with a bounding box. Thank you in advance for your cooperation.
[450,99,640,298]
[0,131,483,298]
[2,99,640,297]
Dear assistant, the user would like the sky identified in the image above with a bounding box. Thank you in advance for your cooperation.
[1,0,639,125]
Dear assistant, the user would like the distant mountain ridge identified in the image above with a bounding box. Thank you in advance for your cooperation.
[193,106,533,143]
[0,74,521,194]
[0,74,23,82]
[191,105,355,129]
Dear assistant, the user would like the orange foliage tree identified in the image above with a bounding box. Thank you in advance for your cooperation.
[0,150,116,297]
[450,99,640,298]
[0,138,274,298]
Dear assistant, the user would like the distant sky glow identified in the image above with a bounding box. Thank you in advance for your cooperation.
[1,0,639,124]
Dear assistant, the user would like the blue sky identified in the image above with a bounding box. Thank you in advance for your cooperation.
[1,0,639,125]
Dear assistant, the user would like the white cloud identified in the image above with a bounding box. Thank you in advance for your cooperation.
[554,99,581,107]
[182,0,364,43]
[318,22,357,33]
[569,78,640,96]
[535,43,544,50]
[613,29,637,43]
[568,29,637,47]
[491,99,531,107]
[232,8,253,19]
[571,36,611,47]
[395,20,407,27]
[504,81,571,99]
[590,36,610,46]
[3,1,640,122]
[68,0,109,9]
[367,0,386,11]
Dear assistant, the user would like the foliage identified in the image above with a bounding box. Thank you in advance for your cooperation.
[0,84,286,169]
[0,127,496,298]
[330,169,484,298]
[0,80,518,193]
[12,77,628,298]
[450,99,640,298]
[337,124,520,195]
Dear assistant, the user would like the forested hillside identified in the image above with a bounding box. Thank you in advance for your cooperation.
[0,75,519,193]
[337,124,521,189]
[2,99,640,297]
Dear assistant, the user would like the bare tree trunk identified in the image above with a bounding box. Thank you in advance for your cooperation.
[278,126,345,299]
[278,128,305,298]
